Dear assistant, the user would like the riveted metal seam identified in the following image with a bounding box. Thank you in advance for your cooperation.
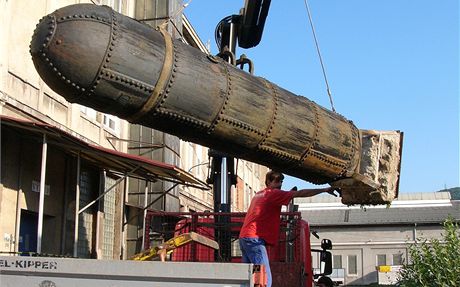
[35,16,58,73]
[298,104,347,178]
[256,80,298,162]
[41,15,56,50]
[218,115,265,136]
[156,108,209,129]
[126,25,174,122]
[256,79,279,148]
[56,15,111,24]
[154,37,178,115]
[41,11,112,94]
[87,7,118,96]
[258,146,297,161]
[99,69,153,92]
[207,61,232,134]
[299,100,320,164]
[307,150,348,169]
[340,120,360,179]
[34,15,87,94]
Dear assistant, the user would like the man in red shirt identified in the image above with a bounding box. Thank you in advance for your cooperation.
[239,170,338,287]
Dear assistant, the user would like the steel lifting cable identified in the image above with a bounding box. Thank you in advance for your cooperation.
[303,0,336,112]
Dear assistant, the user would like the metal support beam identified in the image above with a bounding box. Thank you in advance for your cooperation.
[73,153,81,257]
[141,182,149,249]
[37,134,47,254]
[121,174,128,260]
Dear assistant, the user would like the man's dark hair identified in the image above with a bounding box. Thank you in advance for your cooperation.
[265,170,284,186]
[317,276,334,286]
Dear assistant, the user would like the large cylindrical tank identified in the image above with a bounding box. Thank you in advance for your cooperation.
[30,4,361,185]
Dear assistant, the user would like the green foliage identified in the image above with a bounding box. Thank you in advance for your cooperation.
[398,217,460,287]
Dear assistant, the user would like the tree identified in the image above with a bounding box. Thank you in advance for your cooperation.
[398,217,460,287]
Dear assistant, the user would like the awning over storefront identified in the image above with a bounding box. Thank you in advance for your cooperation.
[1,115,209,190]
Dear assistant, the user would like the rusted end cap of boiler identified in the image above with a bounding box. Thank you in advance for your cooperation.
[30,4,116,111]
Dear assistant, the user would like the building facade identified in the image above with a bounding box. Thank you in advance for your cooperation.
[297,191,460,286]
[0,0,267,260]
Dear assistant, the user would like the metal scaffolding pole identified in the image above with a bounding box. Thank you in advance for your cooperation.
[120,174,128,260]
[141,182,149,249]
[37,134,48,254]
[73,153,81,257]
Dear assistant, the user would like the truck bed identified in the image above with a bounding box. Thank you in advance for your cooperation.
[0,256,255,287]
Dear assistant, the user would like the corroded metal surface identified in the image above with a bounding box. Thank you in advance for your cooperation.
[30,4,401,203]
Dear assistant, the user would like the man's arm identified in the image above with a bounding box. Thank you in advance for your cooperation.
[291,186,337,198]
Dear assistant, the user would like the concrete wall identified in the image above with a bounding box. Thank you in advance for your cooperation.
[0,0,126,257]
[1,128,73,254]
[0,0,129,149]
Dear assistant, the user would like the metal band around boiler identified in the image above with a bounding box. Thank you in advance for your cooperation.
[127,26,174,122]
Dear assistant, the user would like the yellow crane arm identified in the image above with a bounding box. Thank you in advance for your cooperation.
[130,232,219,261]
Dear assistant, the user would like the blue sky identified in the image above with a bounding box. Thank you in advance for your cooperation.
[185,0,459,193]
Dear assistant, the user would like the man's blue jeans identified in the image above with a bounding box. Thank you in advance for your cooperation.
[239,237,272,287]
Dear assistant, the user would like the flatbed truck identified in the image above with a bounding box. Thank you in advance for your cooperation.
[0,211,332,287]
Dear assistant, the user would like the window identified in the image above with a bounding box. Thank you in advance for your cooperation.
[393,253,403,265]
[78,171,94,258]
[103,114,120,134]
[103,115,115,130]
[347,255,358,275]
[102,176,116,259]
[377,254,387,266]
[80,106,97,120]
[333,255,342,269]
